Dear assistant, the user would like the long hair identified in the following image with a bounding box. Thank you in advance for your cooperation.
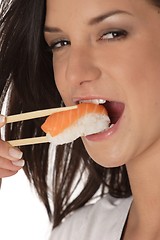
[0,0,132,228]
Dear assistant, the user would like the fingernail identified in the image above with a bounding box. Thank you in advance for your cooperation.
[9,148,23,159]
[0,115,5,123]
[12,159,25,167]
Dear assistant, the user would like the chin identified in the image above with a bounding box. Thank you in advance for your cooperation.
[85,148,128,168]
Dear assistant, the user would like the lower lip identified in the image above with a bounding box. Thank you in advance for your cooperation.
[85,117,121,142]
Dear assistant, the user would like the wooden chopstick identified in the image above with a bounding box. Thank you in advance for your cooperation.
[6,105,77,123]
[7,105,77,146]
[8,136,49,147]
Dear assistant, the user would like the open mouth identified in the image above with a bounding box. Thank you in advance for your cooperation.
[103,101,125,126]
[78,99,125,127]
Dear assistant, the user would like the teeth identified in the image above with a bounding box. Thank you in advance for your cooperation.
[79,99,106,105]
[109,124,114,129]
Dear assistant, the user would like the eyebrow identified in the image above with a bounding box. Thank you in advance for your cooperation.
[88,10,133,25]
[44,9,133,33]
[44,26,61,33]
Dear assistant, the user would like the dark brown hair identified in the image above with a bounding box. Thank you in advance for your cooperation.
[1,0,157,228]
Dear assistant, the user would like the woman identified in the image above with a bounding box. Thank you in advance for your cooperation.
[1,0,160,239]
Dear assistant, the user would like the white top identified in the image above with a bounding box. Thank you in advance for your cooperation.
[49,194,132,240]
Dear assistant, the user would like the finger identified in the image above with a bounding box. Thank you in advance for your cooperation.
[0,156,24,178]
[0,169,18,178]
[0,115,6,128]
[0,140,23,161]
[0,156,25,171]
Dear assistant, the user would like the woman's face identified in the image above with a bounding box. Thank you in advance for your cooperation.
[45,0,160,167]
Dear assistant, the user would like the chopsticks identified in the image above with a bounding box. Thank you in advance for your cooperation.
[6,105,77,123]
[8,136,48,147]
[6,105,77,147]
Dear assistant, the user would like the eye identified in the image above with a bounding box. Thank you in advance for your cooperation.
[49,39,71,51]
[100,29,128,41]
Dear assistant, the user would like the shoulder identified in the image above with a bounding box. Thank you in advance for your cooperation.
[49,194,132,240]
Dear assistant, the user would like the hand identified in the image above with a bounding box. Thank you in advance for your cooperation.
[0,115,25,178]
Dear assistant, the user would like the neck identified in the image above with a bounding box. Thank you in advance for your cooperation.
[125,139,160,239]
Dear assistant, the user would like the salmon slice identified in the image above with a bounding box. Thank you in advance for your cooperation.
[41,103,108,137]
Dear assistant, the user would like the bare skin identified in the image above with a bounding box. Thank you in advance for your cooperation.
[0,115,25,178]
[45,0,160,238]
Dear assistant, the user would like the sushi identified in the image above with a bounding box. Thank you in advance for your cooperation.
[41,103,110,145]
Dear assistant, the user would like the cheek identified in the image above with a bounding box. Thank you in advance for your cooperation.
[53,60,68,100]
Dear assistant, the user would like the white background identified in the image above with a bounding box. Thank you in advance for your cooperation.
[0,170,52,240]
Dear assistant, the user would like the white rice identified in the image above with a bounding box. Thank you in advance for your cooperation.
[46,113,110,145]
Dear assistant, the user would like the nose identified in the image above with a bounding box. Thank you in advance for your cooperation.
[65,47,101,86]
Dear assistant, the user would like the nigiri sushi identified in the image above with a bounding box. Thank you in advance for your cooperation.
[41,103,110,145]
